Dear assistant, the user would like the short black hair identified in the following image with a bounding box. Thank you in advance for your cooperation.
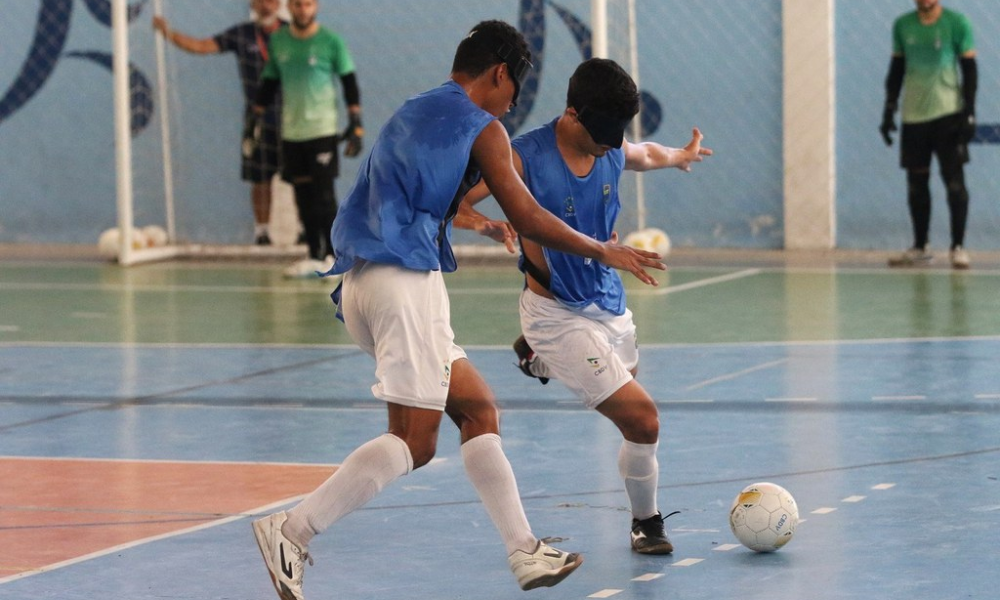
[451,20,530,78]
[566,58,640,120]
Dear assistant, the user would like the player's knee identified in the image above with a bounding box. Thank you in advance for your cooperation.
[457,402,500,437]
[631,417,660,444]
[620,408,659,444]
[405,437,438,469]
[942,168,967,196]
[907,170,930,189]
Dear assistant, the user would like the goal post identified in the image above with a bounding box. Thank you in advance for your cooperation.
[598,0,649,233]
[109,0,300,265]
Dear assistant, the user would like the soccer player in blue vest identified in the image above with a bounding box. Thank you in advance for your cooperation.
[250,21,665,600]
[463,57,711,556]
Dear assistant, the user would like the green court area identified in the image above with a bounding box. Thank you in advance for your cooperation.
[2,252,999,346]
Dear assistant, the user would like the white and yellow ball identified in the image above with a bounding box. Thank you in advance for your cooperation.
[623,228,670,257]
[142,225,169,247]
[729,482,799,552]
[623,229,655,252]
[643,227,671,257]
[96,227,149,259]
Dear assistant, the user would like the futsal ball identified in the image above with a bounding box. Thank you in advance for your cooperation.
[643,227,671,257]
[96,227,148,259]
[729,482,798,552]
[142,225,169,247]
[623,229,655,252]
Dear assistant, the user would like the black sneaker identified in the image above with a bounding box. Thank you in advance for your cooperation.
[255,232,272,246]
[513,335,548,385]
[630,511,678,555]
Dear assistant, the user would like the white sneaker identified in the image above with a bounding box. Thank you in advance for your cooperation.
[888,247,933,267]
[508,540,583,591]
[950,246,970,270]
[252,512,312,600]
[282,258,325,279]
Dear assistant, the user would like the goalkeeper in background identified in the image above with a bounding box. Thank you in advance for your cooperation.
[153,0,286,246]
[254,0,363,276]
[880,0,977,269]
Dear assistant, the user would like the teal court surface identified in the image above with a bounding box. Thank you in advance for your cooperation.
[1,249,998,600]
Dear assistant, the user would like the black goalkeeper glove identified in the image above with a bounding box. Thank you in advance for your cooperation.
[241,112,262,159]
[342,113,364,158]
[960,109,976,144]
[879,101,897,146]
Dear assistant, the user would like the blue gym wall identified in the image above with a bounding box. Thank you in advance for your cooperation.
[0,1,996,249]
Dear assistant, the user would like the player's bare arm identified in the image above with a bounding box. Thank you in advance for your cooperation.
[454,200,518,253]
[624,127,712,172]
[152,16,220,54]
[473,121,664,285]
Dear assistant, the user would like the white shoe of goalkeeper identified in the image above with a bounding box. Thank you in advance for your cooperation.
[282,257,334,279]
[508,540,583,591]
[252,511,312,600]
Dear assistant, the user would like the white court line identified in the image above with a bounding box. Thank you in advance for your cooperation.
[975,394,1000,399]
[645,268,762,296]
[685,358,788,392]
[588,589,623,598]
[672,558,705,567]
[872,395,927,401]
[0,495,303,585]
[632,573,664,582]
[713,544,742,552]
[811,507,838,515]
[0,455,338,468]
[872,483,896,490]
[842,495,866,503]
[0,281,342,294]
[659,398,715,404]
[765,397,818,403]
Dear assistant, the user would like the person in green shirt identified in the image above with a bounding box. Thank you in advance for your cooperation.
[880,0,977,269]
[253,0,363,274]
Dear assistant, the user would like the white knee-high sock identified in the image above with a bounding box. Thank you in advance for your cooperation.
[618,439,659,520]
[461,433,537,555]
[284,433,413,548]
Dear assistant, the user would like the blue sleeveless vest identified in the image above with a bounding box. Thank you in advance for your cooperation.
[330,80,495,273]
[512,119,627,315]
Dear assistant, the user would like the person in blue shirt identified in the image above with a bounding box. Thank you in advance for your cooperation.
[463,57,711,557]
[249,22,665,600]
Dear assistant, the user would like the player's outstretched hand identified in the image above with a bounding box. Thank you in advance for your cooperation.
[677,127,713,172]
[476,218,518,254]
[601,242,664,286]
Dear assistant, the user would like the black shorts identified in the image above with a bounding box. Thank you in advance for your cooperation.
[241,109,281,183]
[900,112,970,171]
[281,135,339,183]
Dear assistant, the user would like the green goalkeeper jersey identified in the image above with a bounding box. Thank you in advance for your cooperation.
[262,26,355,141]
[892,8,974,124]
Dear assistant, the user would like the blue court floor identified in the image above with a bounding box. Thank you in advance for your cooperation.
[1,252,999,600]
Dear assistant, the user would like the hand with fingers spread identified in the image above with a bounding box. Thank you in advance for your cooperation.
[676,127,713,172]
[624,126,713,172]
[599,242,665,286]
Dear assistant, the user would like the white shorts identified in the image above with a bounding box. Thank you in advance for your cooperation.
[338,261,467,411]
[519,289,637,409]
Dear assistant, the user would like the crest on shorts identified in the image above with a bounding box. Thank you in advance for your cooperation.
[441,362,451,388]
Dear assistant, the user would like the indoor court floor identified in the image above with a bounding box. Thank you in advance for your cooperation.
[1,249,998,600]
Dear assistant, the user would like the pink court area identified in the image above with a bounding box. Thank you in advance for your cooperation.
[0,457,335,579]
